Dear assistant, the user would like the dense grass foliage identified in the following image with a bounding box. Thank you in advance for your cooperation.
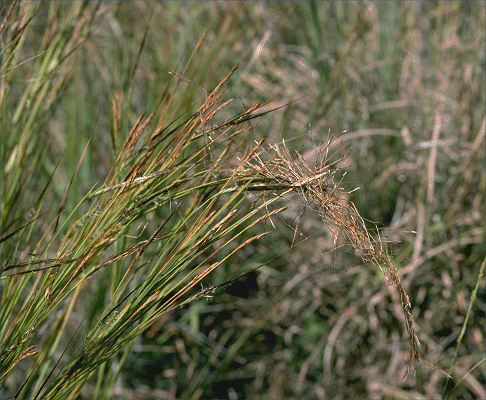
[1,2,484,399]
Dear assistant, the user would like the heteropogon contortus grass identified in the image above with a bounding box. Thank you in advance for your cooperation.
[234,138,451,378]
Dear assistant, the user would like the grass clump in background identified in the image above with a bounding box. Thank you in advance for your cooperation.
[1,1,485,399]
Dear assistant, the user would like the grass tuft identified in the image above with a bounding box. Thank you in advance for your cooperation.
[1,2,483,399]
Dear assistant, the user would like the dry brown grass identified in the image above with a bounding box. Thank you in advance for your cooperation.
[231,136,451,379]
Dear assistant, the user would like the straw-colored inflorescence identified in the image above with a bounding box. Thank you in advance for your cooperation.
[236,138,450,378]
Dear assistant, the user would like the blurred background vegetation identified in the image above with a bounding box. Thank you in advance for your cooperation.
[2,1,484,398]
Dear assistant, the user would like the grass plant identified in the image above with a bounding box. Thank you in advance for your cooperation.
[1,1,484,399]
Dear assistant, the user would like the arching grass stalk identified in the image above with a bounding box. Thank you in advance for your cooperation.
[236,138,451,378]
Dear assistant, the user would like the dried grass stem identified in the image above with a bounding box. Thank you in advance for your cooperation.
[237,139,449,378]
